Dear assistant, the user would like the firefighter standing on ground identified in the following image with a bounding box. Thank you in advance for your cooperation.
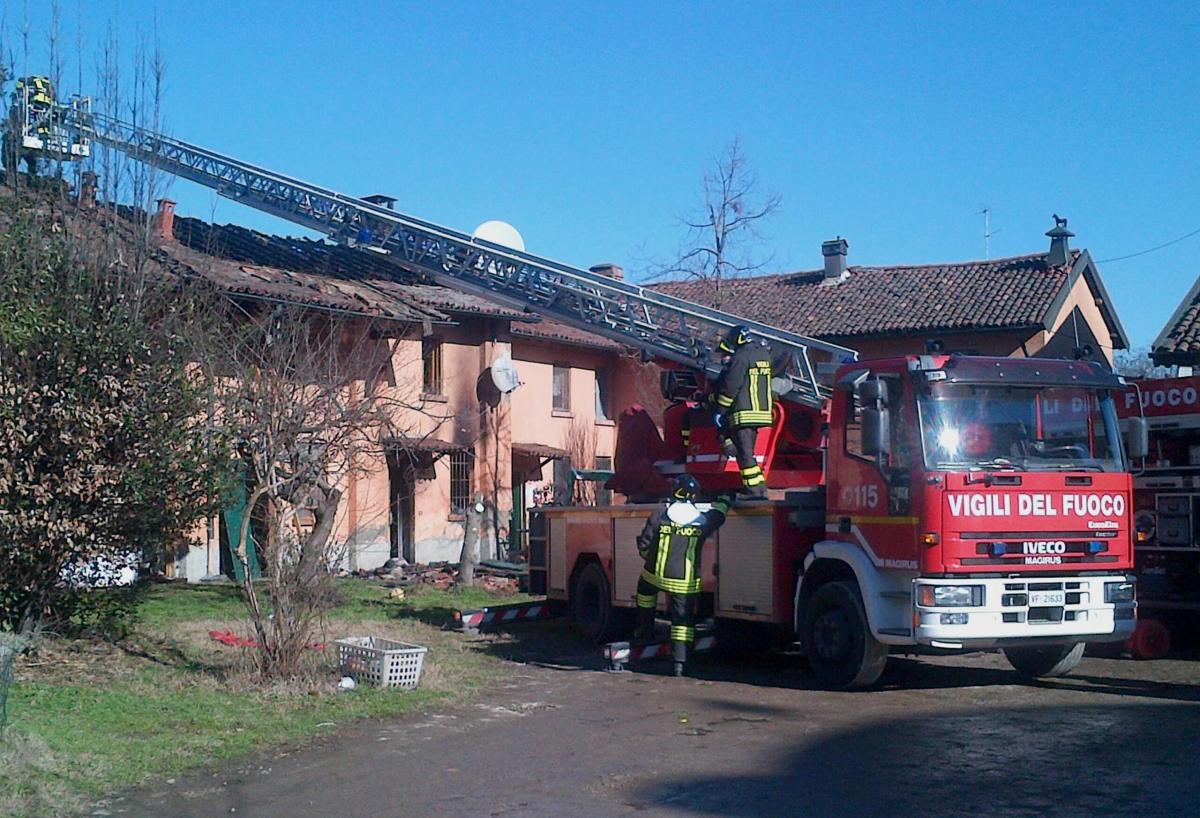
[711,325,774,498]
[635,475,732,677]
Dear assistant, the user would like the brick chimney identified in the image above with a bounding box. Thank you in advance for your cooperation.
[589,262,624,282]
[78,171,98,209]
[154,198,176,242]
[1045,214,1074,266]
[822,237,848,280]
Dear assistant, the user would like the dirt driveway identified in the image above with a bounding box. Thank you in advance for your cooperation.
[105,624,1200,818]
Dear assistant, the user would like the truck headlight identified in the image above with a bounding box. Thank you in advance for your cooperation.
[918,585,984,607]
[1104,582,1135,604]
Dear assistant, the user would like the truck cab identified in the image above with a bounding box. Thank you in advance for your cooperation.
[537,353,1138,689]
[807,355,1137,684]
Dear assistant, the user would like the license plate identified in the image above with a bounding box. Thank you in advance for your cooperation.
[1029,590,1065,607]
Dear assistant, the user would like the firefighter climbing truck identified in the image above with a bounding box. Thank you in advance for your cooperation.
[21,86,1141,687]
[1119,375,1200,645]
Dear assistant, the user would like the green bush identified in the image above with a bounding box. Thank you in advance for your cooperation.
[0,197,229,633]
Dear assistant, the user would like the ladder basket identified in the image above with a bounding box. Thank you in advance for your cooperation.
[335,636,427,689]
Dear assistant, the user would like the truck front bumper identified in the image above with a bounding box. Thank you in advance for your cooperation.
[912,575,1136,649]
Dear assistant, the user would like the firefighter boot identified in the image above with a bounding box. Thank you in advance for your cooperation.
[740,483,769,500]
[672,635,688,677]
[634,606,655,642]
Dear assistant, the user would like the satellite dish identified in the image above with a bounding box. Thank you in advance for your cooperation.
[490,355,521,393]
[472,220,526,252]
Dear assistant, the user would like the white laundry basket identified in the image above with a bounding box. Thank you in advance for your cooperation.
[335,637,427,689]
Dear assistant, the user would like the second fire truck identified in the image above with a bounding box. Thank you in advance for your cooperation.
[1118,375,1200,652]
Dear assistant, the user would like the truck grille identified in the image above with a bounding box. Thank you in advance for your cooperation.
[997,580,1087,624]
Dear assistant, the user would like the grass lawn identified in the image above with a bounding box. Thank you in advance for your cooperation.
[1,579,533,818]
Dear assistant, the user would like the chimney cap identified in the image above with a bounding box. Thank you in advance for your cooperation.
[589,262,624,281]
[362,194,397,209]
[821,237,849,256]
[1046,214,1074,239]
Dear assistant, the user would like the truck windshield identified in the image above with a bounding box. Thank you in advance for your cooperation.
[917,383,1125,472]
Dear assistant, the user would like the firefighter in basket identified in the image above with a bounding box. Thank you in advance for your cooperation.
[710,324,774,498]
[5,76,55,179]
[634,474,733,677]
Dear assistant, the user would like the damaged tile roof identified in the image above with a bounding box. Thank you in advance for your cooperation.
[653,252,1076,342]
[157,214,623,350]
[165,215,529,324]
[1151,276,1200,365]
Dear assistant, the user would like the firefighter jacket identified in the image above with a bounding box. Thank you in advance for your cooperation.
[636,496,732,595]
[713,341,773,428]
[16,77,54,108]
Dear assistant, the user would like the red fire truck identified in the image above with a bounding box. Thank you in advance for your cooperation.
[1118,375,1200,651]
[531,354,1141,688]
[32,91,1142,689]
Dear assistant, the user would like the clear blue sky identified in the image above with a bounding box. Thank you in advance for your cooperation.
[13,0,1200,349]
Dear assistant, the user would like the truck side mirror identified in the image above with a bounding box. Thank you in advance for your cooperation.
[1122,417,1149,460]
[860,378,889,406]
[862,407,891,458]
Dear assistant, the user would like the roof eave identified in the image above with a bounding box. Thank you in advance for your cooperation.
[1046,250,1129,350]
[1151,274,1200,357]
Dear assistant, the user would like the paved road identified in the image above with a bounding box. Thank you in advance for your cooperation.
[104,631,1200,818]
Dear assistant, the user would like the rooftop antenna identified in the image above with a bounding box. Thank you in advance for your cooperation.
[978,207,1001,259]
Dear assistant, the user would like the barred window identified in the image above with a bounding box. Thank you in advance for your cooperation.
[449,449,474,516]
[423,337,443,396]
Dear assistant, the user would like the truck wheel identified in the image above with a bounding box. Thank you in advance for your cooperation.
[802,581,888,689]
[1003,642,1085,679]
[570,562,624,643]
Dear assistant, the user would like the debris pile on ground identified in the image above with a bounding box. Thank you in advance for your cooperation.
[346,559,525,594]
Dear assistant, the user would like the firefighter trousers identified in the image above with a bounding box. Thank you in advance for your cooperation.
[635,576,696,664]
[729,426,765,489]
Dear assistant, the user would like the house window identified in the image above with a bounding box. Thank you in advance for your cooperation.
[449,449,474,516]
[422,337,443,396]
[553,365,571,412]
[594,368,611,421]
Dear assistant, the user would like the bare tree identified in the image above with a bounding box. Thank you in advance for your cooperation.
[200,303,434,679]
[1114,347,1172,380]
[654,138,781,307]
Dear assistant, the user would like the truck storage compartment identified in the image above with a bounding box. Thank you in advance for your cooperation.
[715,512,776,620]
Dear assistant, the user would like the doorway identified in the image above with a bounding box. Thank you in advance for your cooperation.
[387,454,416,563]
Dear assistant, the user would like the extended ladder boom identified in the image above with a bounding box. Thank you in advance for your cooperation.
[49,106,856,404]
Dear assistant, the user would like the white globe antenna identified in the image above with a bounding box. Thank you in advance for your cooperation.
[472,220,526,252]
[490,354,521,393]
